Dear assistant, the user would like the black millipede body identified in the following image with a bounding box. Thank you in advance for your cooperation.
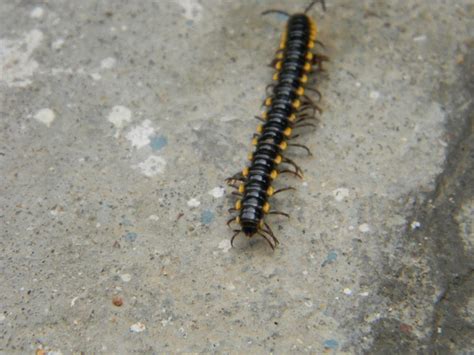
[226,1,328,249]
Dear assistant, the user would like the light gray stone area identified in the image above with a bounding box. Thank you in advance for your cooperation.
[0,0,472,353]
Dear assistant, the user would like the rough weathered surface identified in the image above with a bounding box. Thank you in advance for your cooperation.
[0,0,472,353]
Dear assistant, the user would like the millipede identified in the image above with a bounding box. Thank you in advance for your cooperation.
[226,0,328,249]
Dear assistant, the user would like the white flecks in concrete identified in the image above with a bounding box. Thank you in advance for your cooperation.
[148,215,159,221]
[218,239,232,253]
[70,296,79,307]
[208,186,225,198]
[0,29,43,87]
[413,35,427,42]
[359,291,370,297]
[101,56,116,69]
[136,155,166,177]
[0,314,5,322]
[120,273,132,282]
[226,283,236,291]
[51,38,65,50]
[410,220,421,230]
[369,90,381,100]
[34,108,56,127]
[332,187,349,202]
[176,0,203,21]
[355,82,362,87]
[359,223,370,233]
[90,72,101,81]
[187,198,200,208]
[125,119,156,149]
[343,288,353,296]
[30,7,44,19]
[107,105,132,137]
[130,322,146,333]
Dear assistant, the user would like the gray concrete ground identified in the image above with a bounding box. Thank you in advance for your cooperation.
[1,0,473,353]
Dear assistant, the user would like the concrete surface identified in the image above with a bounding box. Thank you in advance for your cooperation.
[1,0,473,353]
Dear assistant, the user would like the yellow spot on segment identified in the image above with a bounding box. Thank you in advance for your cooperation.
[235,200,241,210]
[276,52,284,59]
[289,113,296,122]
[284,127,292,137]
[304,62,311,72]
[252,137,258,146]
[262,111,268,119]
[308,41,315,49]
[267,186,274,196]
[265,97,272,106]
[273,73,279,81]
[256,124,263,133]
[242,167,249,177]
[279,42,285,50]
[292,100,301,109]
[263,202,270,214]
[296,87,305,96]
[247,152,253,161]
[238,184,245,193]
[300,74,308,83]
[236,216,240,223]
[275,61,282,70]
[274,155,282,164]
[270,169,278,179]
[306,52,314,61]
[279,141,288,150]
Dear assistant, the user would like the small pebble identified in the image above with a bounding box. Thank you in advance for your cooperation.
[369,91,380,99]
[123,232,137,242]
[201,209,214,224]
[112,296,123,307]
[399,323,413,334]
[130,322,146,333]
[187,198,200,208]
[343,288,353,295]
[323,339,339,349]
[410,221,421,230]
[120,273,132,282]
[208,186,225,198]
[359,223,370,233]
[332,187,349,202]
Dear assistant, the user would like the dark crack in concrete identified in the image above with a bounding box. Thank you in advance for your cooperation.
[368,44,474,354]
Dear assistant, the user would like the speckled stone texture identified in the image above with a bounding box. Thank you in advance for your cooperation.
[1,0,473,353]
